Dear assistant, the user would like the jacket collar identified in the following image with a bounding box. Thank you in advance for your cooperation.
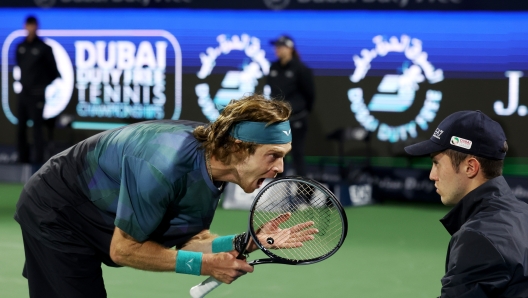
[278,57,298,68]
[24,36,42,45]
[439,176,510,235]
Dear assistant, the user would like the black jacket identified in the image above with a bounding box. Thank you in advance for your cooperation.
[267,57,314,117]
[439,176,528,297]
[16,36,60,93]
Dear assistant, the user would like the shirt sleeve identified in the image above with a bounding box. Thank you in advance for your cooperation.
[440,229,510,298]
[266,63,280,99]
[297,65,315,112]
[16,44,20,66]
[44,45,60,85]
[114,155,175,242]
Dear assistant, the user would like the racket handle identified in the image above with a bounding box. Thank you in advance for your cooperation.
[189,276,223,298]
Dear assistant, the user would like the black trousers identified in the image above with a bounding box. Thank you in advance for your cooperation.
[21,230,107,298]
[290,116,308,176]
[17,91,45,163]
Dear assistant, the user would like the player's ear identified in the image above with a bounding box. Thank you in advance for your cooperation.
[465,157,480,178]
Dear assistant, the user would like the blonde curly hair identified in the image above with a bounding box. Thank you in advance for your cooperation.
[193,94,291,164]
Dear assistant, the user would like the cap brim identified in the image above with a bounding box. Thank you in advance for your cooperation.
[404,139,446,156]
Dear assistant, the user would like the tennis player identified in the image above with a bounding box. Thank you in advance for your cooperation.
[405,110,528,297]
[15,94,316,297]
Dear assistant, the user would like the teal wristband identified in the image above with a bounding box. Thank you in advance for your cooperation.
[175,250,203,276]
[212,235,236,253]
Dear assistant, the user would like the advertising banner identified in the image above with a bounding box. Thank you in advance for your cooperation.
[1,9,528,158]
[3,0,528,11]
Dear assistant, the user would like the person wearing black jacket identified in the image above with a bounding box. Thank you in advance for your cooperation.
[16,16,60,164]
[405,110,528,297]
[267,35,315,176]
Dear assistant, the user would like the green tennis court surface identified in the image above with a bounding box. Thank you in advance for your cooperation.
[0,183,450,298]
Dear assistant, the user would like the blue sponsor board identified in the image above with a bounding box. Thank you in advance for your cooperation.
[3,0,528,11]
[1,9,528,157]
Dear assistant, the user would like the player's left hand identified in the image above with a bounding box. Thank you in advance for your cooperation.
[247,212,318,252]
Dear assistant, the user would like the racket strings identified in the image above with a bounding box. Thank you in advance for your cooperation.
[253,193,341,260]
[251,181,345,261]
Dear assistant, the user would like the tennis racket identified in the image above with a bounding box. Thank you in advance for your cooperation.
[189,176,348,298]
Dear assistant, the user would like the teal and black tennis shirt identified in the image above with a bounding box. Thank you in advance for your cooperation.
[15,120,223,265]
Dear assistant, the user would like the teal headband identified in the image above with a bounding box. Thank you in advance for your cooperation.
[230,121,292,144]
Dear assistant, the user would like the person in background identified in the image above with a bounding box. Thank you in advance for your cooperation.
[16,15,60,164]
[405,110,528,297]
[267,35,315,177]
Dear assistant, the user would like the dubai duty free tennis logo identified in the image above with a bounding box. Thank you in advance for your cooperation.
[348,35,444,143]
[195,34,270,121]
[2,30,182,126]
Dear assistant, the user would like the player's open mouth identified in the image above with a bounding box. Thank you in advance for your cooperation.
[257,178,265,187]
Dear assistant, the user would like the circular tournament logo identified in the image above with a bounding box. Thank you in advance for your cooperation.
[195,34,270,121]
[34,0,56,8]
[12,38,74,121]
[348,35,444,143]
[43,38,74,119]
[263,0,290,10]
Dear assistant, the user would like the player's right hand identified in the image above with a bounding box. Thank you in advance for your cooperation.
[201,251,254,284]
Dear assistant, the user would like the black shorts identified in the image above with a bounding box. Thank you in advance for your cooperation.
[21,229,107,298]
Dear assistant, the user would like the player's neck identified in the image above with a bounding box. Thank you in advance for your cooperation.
[208,155,238,183]
[280,55,292,65]
[26,34,37,43]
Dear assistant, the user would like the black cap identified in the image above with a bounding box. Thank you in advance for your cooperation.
[270,35,294,48]
[25,16,38,25]
[404,110,507,160]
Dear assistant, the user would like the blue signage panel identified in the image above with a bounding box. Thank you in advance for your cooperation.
[3,0,528,11]
[1,9,527,156]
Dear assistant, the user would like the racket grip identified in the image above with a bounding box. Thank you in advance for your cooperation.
[189,276,223,298]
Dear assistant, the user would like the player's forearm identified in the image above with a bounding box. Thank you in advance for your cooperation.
[179,229,217,253]
[110,228,176,271]
[112,239,177,271]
